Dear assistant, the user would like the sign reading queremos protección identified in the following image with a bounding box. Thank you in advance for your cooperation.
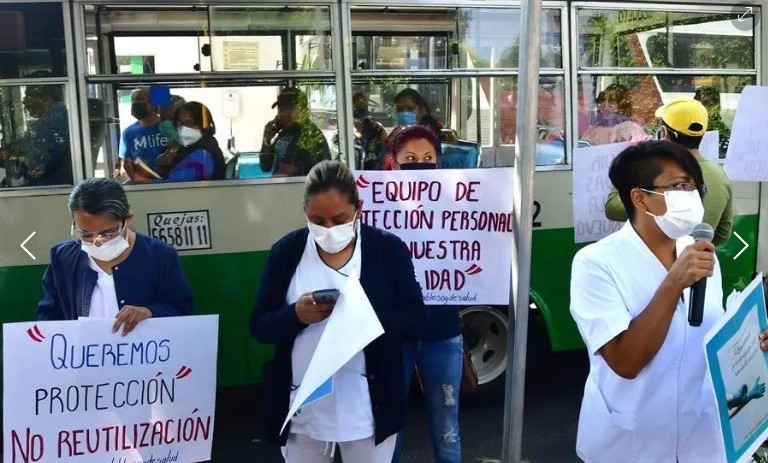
[354,168,515,306]
[147,210,212,251]
[2,315,219,463]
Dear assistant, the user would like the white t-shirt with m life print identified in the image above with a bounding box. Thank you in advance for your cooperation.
[286,231,374,443]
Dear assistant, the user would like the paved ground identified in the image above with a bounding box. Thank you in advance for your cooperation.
[209,350,588,462]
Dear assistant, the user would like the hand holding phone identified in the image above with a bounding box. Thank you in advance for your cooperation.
[312,289,340,304]
[295,290,338,325]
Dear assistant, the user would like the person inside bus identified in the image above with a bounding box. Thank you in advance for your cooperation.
[333,91,387,169]
[259,87,331,177]
[604,99,733,246]
[570,140,768,462]
[694,86,730,157]
[117,86,167,182]
[580,83,650,146]
[381,88,444,169]
[36,178,193,335]
[0,71,71,187]
[250,160,426,462]
[153,101,226,182]
[386,125,463,463]
[158,93,187,146]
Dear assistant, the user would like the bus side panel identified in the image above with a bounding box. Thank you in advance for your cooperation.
[178,250,274,388]
[530,227,586,352]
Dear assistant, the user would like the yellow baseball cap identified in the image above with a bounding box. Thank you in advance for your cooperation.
[654,98,709,137]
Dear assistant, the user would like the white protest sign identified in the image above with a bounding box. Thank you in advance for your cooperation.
[3,315,219,463]
[572,142,628,243]
[282,274,383,433]
[724,86,768,181]
[701,131,720,163]
[353,168,514,306]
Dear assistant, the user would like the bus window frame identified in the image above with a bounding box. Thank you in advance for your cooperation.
[570,2,761,167]
[0,0,84,198]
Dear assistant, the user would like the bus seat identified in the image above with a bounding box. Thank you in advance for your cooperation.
[232,153,272,179]
[439,140,479,169]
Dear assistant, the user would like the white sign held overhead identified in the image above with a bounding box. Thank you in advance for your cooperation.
[572,142,628,243]
[3,315,219,463]
[353,168,515,306]
[724,85,768,181]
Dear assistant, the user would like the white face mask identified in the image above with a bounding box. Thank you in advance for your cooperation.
[81,233,130,262]
[644,189,705,239]
[307,218,358,254]
[178,126,203,147]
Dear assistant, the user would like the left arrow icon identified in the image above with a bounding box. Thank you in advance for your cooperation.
[21,231,36,260]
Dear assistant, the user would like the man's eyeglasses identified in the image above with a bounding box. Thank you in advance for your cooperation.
[71,222,125,242]
[643,183,708,197]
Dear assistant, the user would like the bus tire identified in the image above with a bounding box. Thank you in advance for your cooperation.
[460,305,508,407]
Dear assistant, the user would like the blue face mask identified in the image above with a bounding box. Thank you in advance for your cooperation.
[395,111,418,126]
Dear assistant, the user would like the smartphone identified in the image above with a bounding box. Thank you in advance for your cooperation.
[313,289,340,304]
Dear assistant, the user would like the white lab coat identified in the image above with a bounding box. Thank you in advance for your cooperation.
[570,222,726,463]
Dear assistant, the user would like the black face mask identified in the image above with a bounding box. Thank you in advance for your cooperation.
[400,162,436,170]
[131,102,150,120]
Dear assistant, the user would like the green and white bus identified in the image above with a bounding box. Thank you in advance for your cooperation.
[0,0,764,405]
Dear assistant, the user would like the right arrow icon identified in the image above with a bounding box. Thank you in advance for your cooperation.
[733,232,749,260]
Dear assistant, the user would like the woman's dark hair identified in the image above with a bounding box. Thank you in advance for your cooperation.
[392,124,440,158]
[596,83,632,117]
[175,101,216,136]
[608,140,704,220]
[304,160,360,208]
[395,88,431,116]
[174,101,226,179]
[68,178,130,222]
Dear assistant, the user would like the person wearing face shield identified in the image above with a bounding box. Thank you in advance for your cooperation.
[117,87,167,182]
[152,101,226,182]
[570,140,768,462]
[250,160,426,462]
[604,98,733,246]
[386,124,463,463]
[36,178,193,335]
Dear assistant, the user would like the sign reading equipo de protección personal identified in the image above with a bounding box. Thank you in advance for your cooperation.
[2,315,219,463]
[354,168,515,306]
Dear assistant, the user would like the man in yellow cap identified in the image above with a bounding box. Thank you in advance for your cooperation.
[604,98,733,245]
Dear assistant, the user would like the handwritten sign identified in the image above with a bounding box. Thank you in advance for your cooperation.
[3,315,219,463]
[353,168,514,306]
[724,86,768,181]
[572,142,628,243]
[701,131,721,163]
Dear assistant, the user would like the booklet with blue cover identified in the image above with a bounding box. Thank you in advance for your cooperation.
[704,273,768,463]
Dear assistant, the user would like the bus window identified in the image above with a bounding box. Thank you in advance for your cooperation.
[0,83,72,188]
[576,75,755,153]
[578,10,754,70]
[85,7,211,75]
[209,6,333,71]
[576,7,757,159]
[456,8,562,69]
[0,3,67,78]
[88,82,337,182]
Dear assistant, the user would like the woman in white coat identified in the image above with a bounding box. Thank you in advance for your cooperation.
[570,140,768,462]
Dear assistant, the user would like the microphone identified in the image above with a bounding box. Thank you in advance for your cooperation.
[689,223,715,327]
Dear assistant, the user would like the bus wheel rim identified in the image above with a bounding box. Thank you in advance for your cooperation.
[460,306,508,386]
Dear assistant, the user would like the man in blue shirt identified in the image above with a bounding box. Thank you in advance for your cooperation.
[118,87,167,181]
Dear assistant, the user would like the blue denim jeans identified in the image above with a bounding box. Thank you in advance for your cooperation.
[392,335,463,463]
